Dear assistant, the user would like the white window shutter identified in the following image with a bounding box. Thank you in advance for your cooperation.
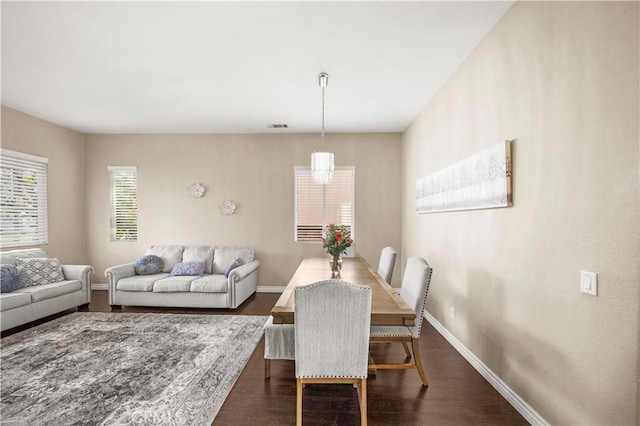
[108,166,138,241]
[294,167,355,242]
[0,149,49,248]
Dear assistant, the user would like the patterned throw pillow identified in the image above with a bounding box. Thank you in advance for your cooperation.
[225,257,244,278]
[134,255,164,275]
[170,261,205,276]
[0,264,19,293]
[15,258,65,288]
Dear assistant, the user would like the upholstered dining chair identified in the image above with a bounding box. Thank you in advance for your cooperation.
[263,316,294,378]
[369,257,433,386]
[295,280,372,426]
[377,246,396,284]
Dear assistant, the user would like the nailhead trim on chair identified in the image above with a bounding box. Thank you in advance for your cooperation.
[370,326,412,337]
[298,374,368,378]
[412,263,433,338]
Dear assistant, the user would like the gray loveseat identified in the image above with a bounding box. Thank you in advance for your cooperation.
[0,248,93,332]
[105,245,260,310]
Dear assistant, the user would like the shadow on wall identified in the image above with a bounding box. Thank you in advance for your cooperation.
[462,268,600,424]
[254,249,299,287]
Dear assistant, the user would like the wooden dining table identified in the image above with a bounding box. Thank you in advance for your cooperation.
[270,257,415,326]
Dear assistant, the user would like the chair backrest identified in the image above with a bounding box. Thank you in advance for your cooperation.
[399,257,433,338]
[294,280,372,379]
[377,246,396,284]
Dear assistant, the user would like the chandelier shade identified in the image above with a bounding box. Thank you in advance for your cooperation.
[311,72,334,185]
[311,151,334,185]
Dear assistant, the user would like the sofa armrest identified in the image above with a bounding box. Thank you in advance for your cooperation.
[228,260,260,282]
[105,263,136,283]
[61,265,93,304]
[227,260,260,308]
[105,263,136,305]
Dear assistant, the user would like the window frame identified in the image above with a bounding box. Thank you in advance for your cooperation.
[108,165,138,242]
[0,148,49,248]
[294,166,355,244]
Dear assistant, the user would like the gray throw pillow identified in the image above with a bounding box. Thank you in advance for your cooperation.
[0,264,19,293]
[134,255,164,275]
[170,261,205,276]
[16,258,65,288]
[225,257,244,278]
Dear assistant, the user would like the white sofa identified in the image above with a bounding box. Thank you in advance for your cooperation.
[105,245,260,310]
[0,248,93,332]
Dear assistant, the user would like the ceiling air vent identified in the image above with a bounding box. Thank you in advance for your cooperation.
[268,123,288,129]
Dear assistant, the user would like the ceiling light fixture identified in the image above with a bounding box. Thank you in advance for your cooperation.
[311,72,334,185]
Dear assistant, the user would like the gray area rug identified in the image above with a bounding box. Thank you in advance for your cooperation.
[1,312,267,425]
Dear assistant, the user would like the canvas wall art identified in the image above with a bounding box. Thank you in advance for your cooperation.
[416,140,512,214]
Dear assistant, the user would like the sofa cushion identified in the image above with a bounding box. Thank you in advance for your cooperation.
[190,275,228,293]
[117,273,170,292]
[1,264,19,293]
[14,280,81,303]
[182,246,214,274]
[153,276,196,292]
[16,258,65,288]
[0,248,48,266]
[225,258,244,278]
[171,261,205,276]
[0,292,31,311]
[145,245,184,273]
[212,247,254,274]
[134,255,164,275]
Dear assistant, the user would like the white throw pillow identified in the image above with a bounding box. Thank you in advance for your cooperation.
[145,245,184,273]
[182,246,214,274]
[212,247,253,275]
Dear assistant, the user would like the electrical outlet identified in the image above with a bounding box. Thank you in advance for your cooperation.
[449,306,455,320]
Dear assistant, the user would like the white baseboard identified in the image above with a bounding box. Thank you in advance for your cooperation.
[257,286,285,293]
[425,312,547,426]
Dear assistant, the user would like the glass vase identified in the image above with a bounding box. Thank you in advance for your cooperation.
[330,255,342,279]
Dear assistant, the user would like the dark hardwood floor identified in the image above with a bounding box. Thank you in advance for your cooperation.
[3,290,528,425]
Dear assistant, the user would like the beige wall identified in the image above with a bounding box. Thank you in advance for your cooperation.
[1,106,87,264]
[402,2,639,425]
[85,133,403,286]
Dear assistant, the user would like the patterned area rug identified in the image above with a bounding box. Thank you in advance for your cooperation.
[0,312,267,425]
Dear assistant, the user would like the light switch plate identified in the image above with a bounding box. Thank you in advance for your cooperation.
[580,271,598,296]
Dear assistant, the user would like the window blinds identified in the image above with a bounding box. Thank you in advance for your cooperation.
[294,167,354,241]
[0,149,49,247]
[108,166,138,241]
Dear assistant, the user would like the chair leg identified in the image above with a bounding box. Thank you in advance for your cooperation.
[401,341,412,359]
[264,359,270,379]
[411,337,428,386]
[296,378,303,426]
[360,378,368,426]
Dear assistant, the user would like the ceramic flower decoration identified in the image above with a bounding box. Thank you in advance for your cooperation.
[189,183,205,198]
[220,200,237,216]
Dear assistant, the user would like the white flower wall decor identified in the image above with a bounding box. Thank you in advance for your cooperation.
[189,183,205,198]
[220,200,237,216]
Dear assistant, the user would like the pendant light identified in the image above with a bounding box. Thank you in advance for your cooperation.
[311,72,334,185]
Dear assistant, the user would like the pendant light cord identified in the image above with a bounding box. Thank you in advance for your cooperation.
[319,72,328,146]
[321,79,325,146]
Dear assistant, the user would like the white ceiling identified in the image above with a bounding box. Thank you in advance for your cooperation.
[1,1,513,134]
